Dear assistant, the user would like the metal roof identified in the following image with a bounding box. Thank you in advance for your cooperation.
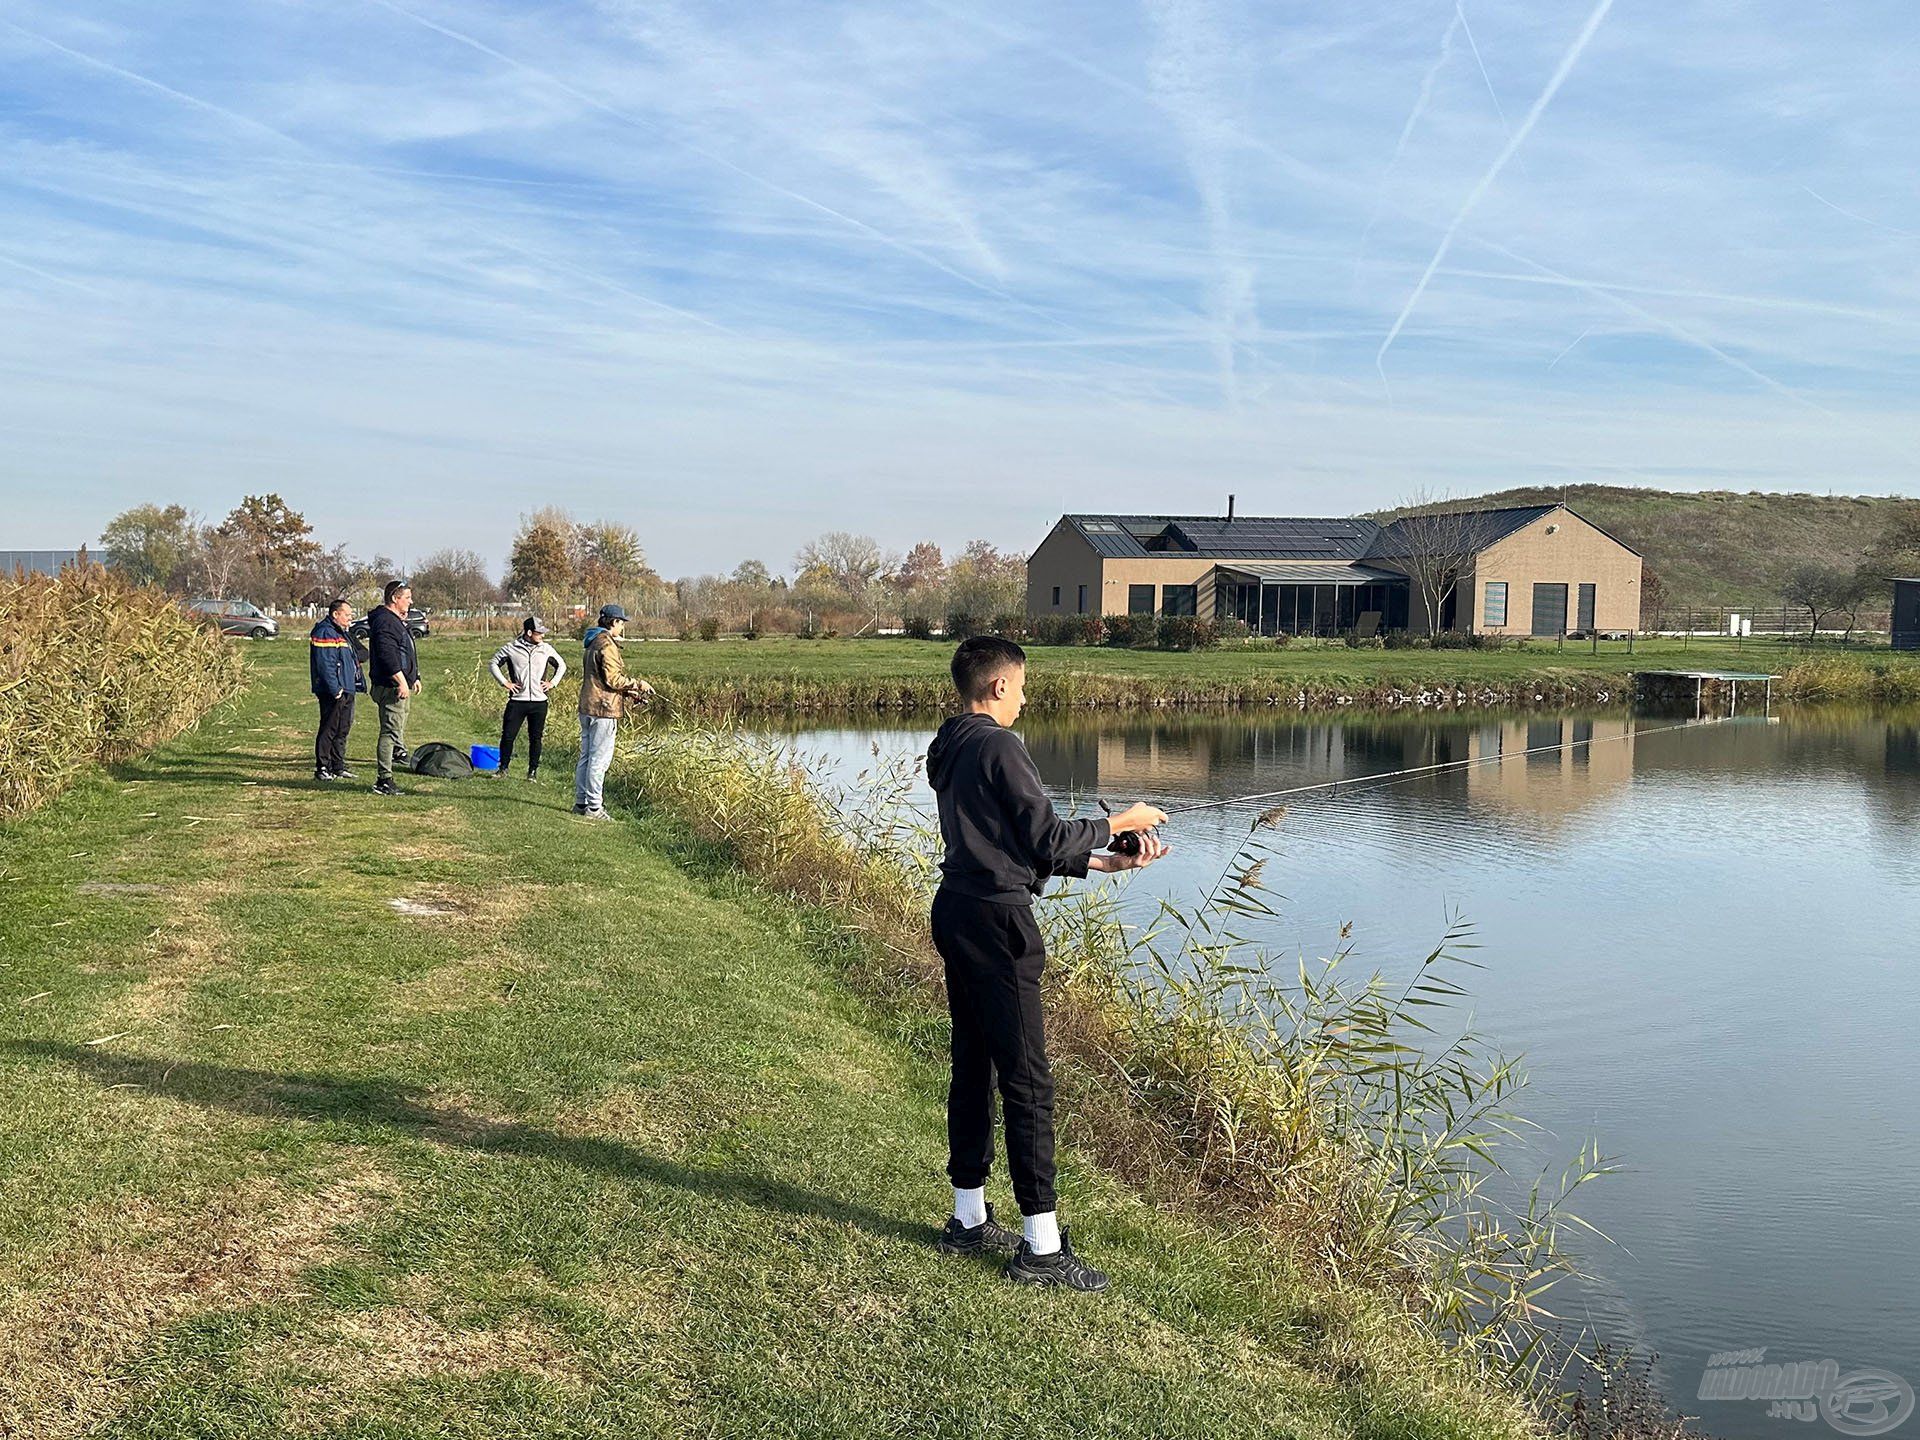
[1064,505,1596,562]
[1066,514,1383,560]
[1216,561,1406,585]
[1363,505,1558,560]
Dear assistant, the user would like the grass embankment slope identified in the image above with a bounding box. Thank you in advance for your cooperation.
[0,644,1531,1438]
[426,633,1920,713]
[1377,484,1920,603]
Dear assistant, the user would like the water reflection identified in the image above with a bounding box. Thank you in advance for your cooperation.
[768,704,1920,1439]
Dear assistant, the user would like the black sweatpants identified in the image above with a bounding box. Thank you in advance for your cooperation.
[930,886,1057,1215]
[315,692,354,776]
[500,699,547,774]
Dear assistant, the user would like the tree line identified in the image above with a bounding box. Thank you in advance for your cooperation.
[95,497,1028,633]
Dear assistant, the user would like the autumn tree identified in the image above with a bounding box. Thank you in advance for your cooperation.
[217,493,323,605]
[505,508,576,597]
[895,541,946,593]
[794,531,895,602]
[411,548,496,611]
[945,540,1025,621]
[100,503,195,589]
[574,520,658,611]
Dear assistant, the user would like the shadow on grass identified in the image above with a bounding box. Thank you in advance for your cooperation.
[4,1040,928,1247]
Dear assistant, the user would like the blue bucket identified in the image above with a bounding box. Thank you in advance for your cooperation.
[470,744,501,772]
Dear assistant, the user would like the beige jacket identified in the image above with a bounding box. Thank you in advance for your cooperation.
[578,631,649,719]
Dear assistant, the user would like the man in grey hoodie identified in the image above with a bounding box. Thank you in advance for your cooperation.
[925,635,1166,1292]
[487,616,566,779]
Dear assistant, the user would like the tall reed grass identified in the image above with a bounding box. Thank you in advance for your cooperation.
[0,562,244,817]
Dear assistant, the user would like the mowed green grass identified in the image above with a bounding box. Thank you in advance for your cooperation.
[419,630,1894,690]
[0,643,1531,1439]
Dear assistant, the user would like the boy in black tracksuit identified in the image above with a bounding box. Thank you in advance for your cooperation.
[926,636,1166,1291]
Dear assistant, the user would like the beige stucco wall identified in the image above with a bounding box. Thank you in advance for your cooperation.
[1026,527,1219,619]
[1025,520,1106,616]
[1460,507,1643,635]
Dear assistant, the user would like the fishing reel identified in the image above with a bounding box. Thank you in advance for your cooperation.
[1108,829,1147,858]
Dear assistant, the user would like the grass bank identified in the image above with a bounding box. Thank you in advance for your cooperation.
[413,634,1920,715]
[0,644,1541,1436]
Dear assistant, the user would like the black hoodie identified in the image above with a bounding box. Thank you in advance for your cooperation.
[926,713,1111,904]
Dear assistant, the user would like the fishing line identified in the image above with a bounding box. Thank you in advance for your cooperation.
[1102,712,1753,846]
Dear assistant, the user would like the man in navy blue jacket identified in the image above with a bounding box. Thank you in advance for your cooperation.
[308,597,362,781]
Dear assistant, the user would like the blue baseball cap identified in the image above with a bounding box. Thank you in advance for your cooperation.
[598,604,627,623]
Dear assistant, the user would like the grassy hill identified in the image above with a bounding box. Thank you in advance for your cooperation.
[1376,484,1920,606]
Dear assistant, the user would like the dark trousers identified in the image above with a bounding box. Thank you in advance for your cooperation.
[930,887,1057,1215]
[315,692,354,775]
[500,699,547,773]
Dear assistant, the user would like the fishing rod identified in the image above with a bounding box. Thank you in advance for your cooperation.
[1103,712,1750,852]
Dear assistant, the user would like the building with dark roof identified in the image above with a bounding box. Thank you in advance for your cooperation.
[1026,502,1642,637]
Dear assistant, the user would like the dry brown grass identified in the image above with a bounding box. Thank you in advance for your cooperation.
[0,1166,395,1439]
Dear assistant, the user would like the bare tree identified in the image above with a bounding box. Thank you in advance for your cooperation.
[1783,563,1862,638]
[794,531,896,601]
[1382,492,1481,635]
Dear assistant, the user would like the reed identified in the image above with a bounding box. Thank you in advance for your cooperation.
[0,562,244,818]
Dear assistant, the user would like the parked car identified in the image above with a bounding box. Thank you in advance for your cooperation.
[189,598,278,640]
[348,608,430,642]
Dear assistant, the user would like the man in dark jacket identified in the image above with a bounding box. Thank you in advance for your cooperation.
[926,635,1166,1291]
[308,597,362,781]
[367,579,421,797]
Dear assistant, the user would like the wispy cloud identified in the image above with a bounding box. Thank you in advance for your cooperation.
[2,0,1918,571]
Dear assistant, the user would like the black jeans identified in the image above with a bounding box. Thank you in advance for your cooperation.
[930,887,1057,1215]
[500,699,547,773]
[315,692,354,775]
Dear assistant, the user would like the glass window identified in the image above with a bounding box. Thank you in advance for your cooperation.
[1161,584,1197,617]
[1051,586,1061,607]
[1076,584,1087,614]
[1128,584,1155,614]
[1483,581,1508,628]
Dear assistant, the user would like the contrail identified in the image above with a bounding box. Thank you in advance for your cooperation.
[1454,3,1517,161]
[0,17,301,149]
[1356,9,1462,280]
[1801,185,1920,241]
[362,0,1057,325]
[1546,324,1594,370]
[1376,0,1616,375]
[0,248,108,297]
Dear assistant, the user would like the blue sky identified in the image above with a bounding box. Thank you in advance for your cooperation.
[3,0,1917,576]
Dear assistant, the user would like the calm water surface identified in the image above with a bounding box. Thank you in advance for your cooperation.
[775,706,1920,1436]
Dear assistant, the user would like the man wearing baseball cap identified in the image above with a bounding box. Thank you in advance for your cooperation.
[487,615,566,781]
[575,605,654,819]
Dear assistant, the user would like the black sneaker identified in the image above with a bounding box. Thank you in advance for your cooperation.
[525,769,538,782]
[392,746,411,766]
[1005,1228,1109,1292]
[373,779,404,797]
[937,1203,1020,1257]
[314,769,338,782]
[332,768,357,780]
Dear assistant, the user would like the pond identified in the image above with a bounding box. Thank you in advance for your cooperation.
[772,706,1920,1436]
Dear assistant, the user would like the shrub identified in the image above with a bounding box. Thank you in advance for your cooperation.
[1102,613,1156,648]
[945,611,988,641]
[903,614,935,641]
[1217,618,1252,643]
[991,612,1029,641]
[1344,630,1386,650]
[0,562,243,817]
[698,616,721,642]
[1156,615,1219,651]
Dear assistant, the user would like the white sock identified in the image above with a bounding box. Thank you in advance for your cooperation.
[953,1187,987,1228]
[1023,1211,1061,1255]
